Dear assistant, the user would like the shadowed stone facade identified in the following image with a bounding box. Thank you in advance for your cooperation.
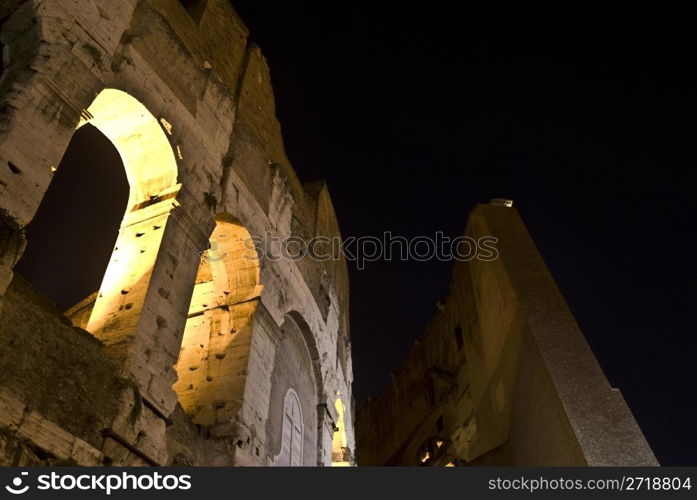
[0,0,354,466]
[355,203,658,466]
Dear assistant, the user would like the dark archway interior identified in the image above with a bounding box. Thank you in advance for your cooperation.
[14,123,128,311]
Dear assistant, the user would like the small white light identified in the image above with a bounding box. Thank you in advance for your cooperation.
[489,198,513,207]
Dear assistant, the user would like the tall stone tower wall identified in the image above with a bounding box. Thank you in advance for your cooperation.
[356,203,657,466]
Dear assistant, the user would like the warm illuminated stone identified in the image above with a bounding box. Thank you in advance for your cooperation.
[0,0,353,466]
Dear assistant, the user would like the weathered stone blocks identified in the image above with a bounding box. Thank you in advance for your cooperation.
[0,0,354,466]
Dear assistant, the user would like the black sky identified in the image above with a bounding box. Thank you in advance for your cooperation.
[16,2,696,465]
[227,1,696,465]
[15,124,128,311]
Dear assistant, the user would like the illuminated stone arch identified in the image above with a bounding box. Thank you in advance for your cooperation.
[174,213,262,426]
[76,88,179,209]
[65,88,211,418]
[80,88,182,332]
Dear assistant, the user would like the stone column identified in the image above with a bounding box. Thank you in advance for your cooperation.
[317,403,337,466]
[87,188,213,417]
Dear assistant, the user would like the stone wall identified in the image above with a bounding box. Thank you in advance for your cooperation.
[0,0,354,466]
[355,203,657,466]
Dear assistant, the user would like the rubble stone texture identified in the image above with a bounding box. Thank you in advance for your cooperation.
[0,0,353,466]
[356,204,658,466]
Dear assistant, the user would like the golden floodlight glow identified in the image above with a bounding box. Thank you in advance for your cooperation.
[331,398,349,466]
[78,88,178,209]
[420,451,431,463]
[186,214,262,314]
[80,88,180,336]
[173,215,263,424]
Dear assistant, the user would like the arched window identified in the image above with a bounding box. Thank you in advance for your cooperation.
[173,214,262,426]
[276,388,304,466]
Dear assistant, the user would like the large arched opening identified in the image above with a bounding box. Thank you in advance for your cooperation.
[77,88,178,211]
[174,213,262,426]
[14,124,128,312]
[8,87,198,417]
[16,88,181,336]
[78,89,180,339]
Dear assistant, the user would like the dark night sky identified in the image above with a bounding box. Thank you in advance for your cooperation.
[15,2,696,465]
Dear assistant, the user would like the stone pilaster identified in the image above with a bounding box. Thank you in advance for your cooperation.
[317,403,337,466]
[87,189,212,418]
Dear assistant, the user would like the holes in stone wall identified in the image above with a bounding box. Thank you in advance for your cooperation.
[7,161,20,174]
[177,0,206,23]
[454,325,464,351]
[156,315,168,329]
